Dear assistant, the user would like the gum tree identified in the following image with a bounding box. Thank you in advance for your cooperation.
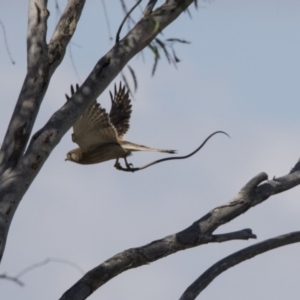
[1,1,300,299]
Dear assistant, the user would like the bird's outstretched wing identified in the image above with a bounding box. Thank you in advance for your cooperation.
[65,84,119,153]
[109,82,132,139]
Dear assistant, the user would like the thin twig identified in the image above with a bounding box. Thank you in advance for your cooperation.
[116,131,230,172]
[115,0,142,43]
[127,65,138,91]
[0,19,15,64]
[15,257,85,279]
[101,0,113,41]
[0,257,84,287]
[0,274,23,286]
[119,0,136,28]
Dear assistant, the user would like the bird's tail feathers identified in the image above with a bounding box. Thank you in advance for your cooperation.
[121,141,176,154]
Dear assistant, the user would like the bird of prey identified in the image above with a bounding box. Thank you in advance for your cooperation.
[65,83,176,169]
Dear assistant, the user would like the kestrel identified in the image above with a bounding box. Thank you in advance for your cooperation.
[65,83,176,169]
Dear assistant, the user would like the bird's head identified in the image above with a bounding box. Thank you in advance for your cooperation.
[65,151,81,163]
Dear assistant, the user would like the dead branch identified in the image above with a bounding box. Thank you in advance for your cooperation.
[60,153,300,299]
[0,257,84,287]
[0,274,23,287]
[59,228,255,300]
[180,231,300,300]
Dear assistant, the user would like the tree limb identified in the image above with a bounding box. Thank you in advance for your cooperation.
[0,0,86,263]
[143,0,158,17]
[0,0,198,264]
[59,228,256,300]
[179,231,300,300]
[15,257,85,278]
[0,0,85,173]
[59,161,300,298]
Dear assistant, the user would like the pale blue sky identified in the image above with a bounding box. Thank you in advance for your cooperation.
[1,1,300,299]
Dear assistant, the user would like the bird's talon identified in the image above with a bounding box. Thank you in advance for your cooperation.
[124,162,134,170]
[114,162,122,170]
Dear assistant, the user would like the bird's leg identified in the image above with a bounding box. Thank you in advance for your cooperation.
[114,157,134,171]
[124,157,134,170]
[114,158,122,170]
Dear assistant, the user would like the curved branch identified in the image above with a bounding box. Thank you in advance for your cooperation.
[60,161,300,298]
[0,19,15,64]
[60,228,255,300]
[188,168,300,235]
[180,231,300,300]
[115,0,142,43]
[116,131,229,172]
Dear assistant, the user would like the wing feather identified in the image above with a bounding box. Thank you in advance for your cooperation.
[109,82,132,139]
[66,85,119,152]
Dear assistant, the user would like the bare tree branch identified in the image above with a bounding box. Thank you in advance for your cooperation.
[193,168,300,236]
[0,0,86,263]
[0,19,15,64]
[15,257,85,278]
[59,227,255,300]
[180,231,300,300]
[143,0,158,17]
[0,0,198,264]
[0,274,24,286]
[119,0,136,30]
[116,0,142,43]
[0,0,85,174]
[0,257,84,287]
[127,65,138,91]
[0,0,49,171]
[1,2,299,299]
[60,155,300,298]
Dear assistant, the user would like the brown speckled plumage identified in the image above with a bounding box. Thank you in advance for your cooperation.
[65,83,175,169]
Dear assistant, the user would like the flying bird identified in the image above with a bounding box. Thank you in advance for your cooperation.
[65,83,176,169]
